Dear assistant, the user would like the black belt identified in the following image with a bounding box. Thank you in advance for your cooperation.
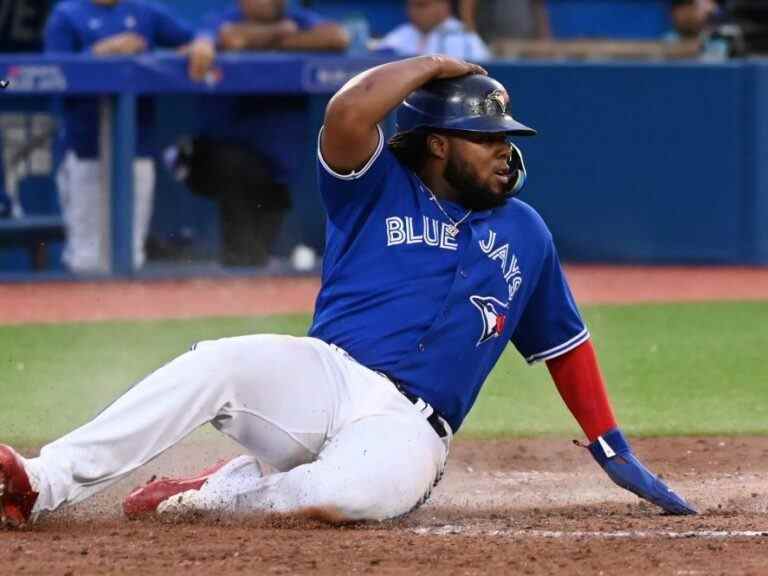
[391,380,450,440]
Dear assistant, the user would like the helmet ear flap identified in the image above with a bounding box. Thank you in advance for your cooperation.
[506,142,527,198]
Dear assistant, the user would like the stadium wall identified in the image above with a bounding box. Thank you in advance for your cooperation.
[1,57,767,273]
[147,60,768,266]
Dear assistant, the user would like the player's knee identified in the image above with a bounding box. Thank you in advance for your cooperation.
[335,491,389,521]
[308,483,395,522]
[274,469,387,521]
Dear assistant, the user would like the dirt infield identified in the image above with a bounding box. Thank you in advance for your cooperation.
[4,436,768,575]
[1,267,767,575]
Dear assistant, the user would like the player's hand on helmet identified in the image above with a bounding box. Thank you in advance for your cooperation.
[92,32,148,56]
[430,55,487,80]
[586,428,697,515]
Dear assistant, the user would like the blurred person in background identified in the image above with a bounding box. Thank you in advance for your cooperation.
[725,0,768,54]
[0,0,51,52]
[176,0,348,267]
[377,0,491,61]
[669,0,720,38]
[667,1,768,57]
[44,0,214,273]
[458,0,551,47]
[206,0,349,52]
[686,0,768,56]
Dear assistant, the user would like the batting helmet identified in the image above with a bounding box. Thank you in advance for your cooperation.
[395,74,536,137]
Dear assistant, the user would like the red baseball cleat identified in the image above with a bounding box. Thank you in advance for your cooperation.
[123,459,231,519]
[0,445,38,527]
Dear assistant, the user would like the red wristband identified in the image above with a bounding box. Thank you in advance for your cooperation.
[545,340,617,441]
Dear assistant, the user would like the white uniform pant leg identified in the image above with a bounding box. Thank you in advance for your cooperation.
[167,354,450,521]
[57,152,101,272]
[132,158,154,269]
[26,335,343,514]
[188,414,447,521]
[56,153,155,272]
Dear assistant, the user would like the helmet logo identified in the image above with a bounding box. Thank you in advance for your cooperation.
[485,89,509,116]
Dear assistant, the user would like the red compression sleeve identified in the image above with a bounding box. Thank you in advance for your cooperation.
[545,340,617,441]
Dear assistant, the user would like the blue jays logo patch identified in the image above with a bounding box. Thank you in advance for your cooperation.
[470,295,508,346]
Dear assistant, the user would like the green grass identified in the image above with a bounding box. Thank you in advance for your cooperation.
[1,302,766,444]
[466,301,768,437]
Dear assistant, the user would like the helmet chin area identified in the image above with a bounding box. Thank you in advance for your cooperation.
[503,142,527,199]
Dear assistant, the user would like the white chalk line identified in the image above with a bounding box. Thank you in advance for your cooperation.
[412,526,768,539]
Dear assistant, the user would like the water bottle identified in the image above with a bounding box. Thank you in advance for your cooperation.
[701,36,729,61]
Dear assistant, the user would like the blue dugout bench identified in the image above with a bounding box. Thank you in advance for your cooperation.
[1,54,767,277]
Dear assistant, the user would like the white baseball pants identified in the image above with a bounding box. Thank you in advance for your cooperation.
[25,335,450,521]
[56,151,155,272]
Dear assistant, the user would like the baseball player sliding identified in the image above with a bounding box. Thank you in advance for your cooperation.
[0,55,695,527]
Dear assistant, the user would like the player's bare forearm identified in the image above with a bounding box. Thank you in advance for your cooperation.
[218,22,287,50]
[328,56,480,131]
[277,24,349,52]
[91,32,147,55]
[533,0,552,39]
[322,56,486,172]
[458,0,479,30]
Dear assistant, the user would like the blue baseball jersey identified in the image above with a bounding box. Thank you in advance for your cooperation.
[44,0,194,158]
[197,3,328,185]
[309,127,590,432]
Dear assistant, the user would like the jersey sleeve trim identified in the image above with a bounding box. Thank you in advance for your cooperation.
[317,125,384,181]
[525,328,591,364]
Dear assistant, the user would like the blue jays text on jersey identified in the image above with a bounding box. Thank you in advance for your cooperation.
[309,127,590,432]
